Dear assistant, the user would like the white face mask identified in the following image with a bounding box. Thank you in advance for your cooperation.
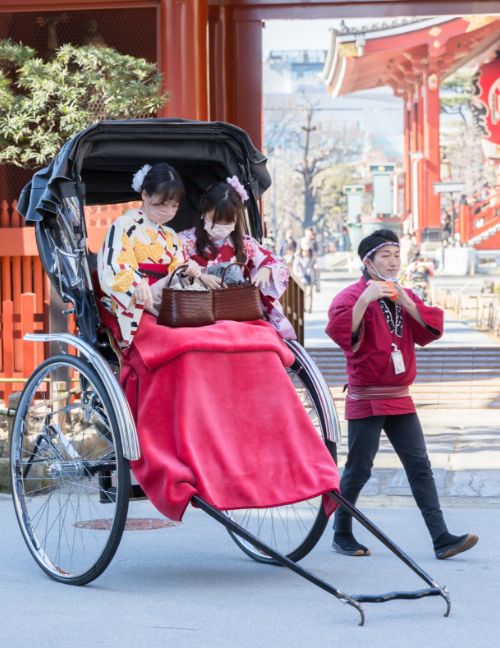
[366,261,400,283]
[142,195,179,224]
[204,221,235,240]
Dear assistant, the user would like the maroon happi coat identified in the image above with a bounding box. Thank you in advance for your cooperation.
[326,277,443,419]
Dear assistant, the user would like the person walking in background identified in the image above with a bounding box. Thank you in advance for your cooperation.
[279,228,298,265]
[325,228,478,560]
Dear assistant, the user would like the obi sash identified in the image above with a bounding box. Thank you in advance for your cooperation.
[347,385,410,400]
[139,263,169,286]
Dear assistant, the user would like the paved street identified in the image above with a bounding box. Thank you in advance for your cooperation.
[0,495,497,648]
[1,268,498,647]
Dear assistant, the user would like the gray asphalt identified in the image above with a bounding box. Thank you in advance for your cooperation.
[1,268,498,646]
[0,495,496,648]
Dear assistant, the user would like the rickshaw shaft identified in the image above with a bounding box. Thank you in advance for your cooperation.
[191,495,366,626]
[328,491,451,616]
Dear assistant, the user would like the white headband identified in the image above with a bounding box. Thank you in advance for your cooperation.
[361,241,399,265]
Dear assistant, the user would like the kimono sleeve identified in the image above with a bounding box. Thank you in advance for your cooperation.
[406,289,443,346]
[244,236,289,299]
[164,227,187,271]
[97,218,144,311]
[178,228,197,258]
[325,288,364,352]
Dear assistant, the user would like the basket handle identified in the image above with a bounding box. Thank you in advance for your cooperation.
[166,263,190,289]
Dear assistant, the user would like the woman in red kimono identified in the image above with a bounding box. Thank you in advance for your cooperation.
[326,229,478,560]
[179,178,296,339]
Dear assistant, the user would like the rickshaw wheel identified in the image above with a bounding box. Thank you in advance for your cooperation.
[224,358,334,564]
[10,354,130,585]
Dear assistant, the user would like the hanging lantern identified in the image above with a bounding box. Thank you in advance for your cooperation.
[471,55,500,159]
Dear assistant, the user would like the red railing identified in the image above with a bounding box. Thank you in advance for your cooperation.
[459,189,500,248]
[0,293,47,402]
[0,198,115,403]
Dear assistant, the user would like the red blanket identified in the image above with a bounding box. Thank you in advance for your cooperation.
[121,314,339,521]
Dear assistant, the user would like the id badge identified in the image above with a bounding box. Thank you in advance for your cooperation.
[391,344,405,375]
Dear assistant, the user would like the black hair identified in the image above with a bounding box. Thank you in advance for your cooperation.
[358,229,399,279]
[195,181,246,263]
[358,228,399,261]
[141,162,185,203]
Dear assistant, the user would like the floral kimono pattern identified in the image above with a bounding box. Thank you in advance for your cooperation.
[97,208,186,345]
[179,227,296,339]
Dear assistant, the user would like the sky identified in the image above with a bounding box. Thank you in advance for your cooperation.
[262,18,371,57]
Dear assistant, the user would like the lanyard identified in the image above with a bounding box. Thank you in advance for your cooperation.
[378,299,406,374]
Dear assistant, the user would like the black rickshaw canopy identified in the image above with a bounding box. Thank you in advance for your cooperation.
[17,118,271,235]
[16,119,271,343]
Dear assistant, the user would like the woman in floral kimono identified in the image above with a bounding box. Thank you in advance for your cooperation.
[179,178,296,339]
[97,162,201,346]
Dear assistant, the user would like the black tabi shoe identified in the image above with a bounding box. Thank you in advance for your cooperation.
[332,533,371,557]
[434,533,479,560]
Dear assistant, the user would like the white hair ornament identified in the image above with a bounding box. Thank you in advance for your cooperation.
[131,164,152,193]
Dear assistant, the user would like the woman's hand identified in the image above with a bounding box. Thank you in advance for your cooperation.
[252,266,272,290]
[134,278,154,310]
[184,259,202,278]
[199,274,223,290]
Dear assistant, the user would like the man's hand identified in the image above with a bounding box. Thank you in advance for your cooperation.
[134,278,154,310]
[392,282,414,308]
[364,280,396,303]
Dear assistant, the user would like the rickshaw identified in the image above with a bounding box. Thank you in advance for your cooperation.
[11,119,450,625]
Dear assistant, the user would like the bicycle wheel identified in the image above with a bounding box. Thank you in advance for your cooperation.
[225,352,336,564]
[10,354,130,585]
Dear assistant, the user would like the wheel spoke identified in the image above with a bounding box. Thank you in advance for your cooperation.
[11,356,129,583]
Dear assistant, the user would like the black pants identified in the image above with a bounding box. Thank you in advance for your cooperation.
[334,413,447,543]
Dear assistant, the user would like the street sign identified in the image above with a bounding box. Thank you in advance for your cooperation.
[433,182,465,194]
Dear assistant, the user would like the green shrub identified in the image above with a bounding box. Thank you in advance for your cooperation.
[0,40,168,168]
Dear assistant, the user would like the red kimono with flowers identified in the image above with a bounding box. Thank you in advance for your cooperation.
[180,228,296,339]
[326,277,443,419]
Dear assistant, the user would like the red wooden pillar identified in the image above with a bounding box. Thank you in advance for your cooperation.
[208,7,263,149]
[208,5,235,123]
[233,16,263,149]
[422,73,441,231]
[157,0,209,120]
[458,202,471,243]
[416,86,426,236]
[403,95,411,216]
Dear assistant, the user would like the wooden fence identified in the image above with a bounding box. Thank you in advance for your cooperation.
[0,293,47,402]
[281,276,304,345]
[433,288,500,338]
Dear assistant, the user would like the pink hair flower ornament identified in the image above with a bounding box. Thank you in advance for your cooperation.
[226,175,249,203]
